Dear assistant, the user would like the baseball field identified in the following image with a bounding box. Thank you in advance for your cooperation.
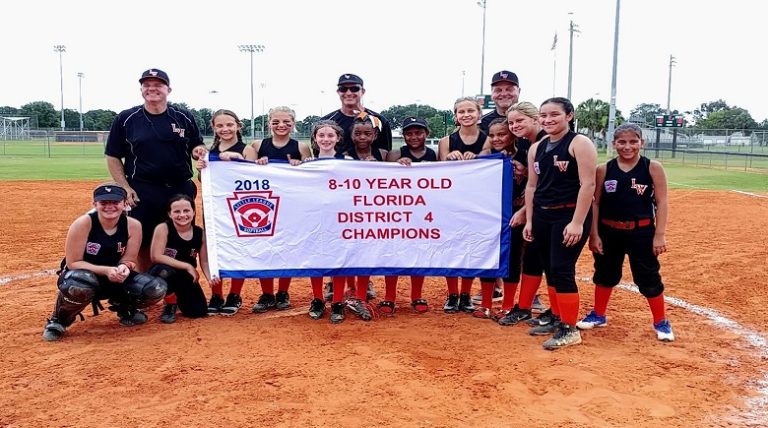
[0,156,766,427]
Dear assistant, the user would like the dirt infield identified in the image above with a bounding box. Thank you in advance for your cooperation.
[1,181,766,427]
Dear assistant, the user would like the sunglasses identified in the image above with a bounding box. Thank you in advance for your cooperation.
[337,86,362,93]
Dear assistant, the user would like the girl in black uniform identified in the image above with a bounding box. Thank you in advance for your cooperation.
[376,117,436,316]
[577,123,674,342]
[438,97,487,314]
[196,109,255,316]
[499,101,550,326]
[42,183,157,341]
[150,194,216,323]
[524,97,597,350]
[250,106,311,314]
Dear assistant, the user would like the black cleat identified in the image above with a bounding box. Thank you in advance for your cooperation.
[498,305,532,326]
[119,309,148,327]
[458,292,476,313]
[346,298,372,321]
[329,302,345,324]
[160,303,178,324]
[443,293,460,313]
[251,293,276,313]
[275,290,291,310]
[220,293,242,316]
[308,298,326,320]
[42,319,66,342]
[527,308,554,326]
[207,294,225,315]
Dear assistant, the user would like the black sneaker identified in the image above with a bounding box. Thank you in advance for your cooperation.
[275,290,291,310]
[458,292,476,313]
[207,294,225,315]
[42,319,66,342]
[443,293,460,313]
[346,298,372,321]
[498,305,533,326]
[472,286,504,303]
[529,315,561,336]
[366,280,377,301]
[308,298,326,320]
[527,308,554,326]
[119,309,148,327]
[251,293,276,313]
[160,303,178,324]
[220,293,242,316]
[329,302,345,324]
[324,281,334,302]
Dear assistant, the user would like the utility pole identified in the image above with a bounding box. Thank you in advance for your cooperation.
[477,0,487,94]
[606,0,621,156]
[77,72,85,131]
[667,54,676,113]
[567,15,580,100]
[238,44,265,139]
[53,44,66,130]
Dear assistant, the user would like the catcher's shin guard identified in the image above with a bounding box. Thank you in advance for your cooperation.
[123,272,167,309]
[52,269,99,327]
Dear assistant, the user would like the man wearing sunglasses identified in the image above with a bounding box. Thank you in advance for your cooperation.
[321,73,392,155]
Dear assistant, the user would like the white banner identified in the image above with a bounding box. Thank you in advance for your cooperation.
[201,155,513,278]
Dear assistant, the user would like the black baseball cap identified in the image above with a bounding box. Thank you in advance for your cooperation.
[491,70,519,86]
[139,68,170,85]
[402,117,429,131]
[338,73,363,86]
[93,184,127,202]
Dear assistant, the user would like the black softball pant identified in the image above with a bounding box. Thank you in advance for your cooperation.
[532,207,592,293]
[592,224,663,298]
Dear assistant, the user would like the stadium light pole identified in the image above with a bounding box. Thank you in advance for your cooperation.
[238,44,265,139]
[461,70,466,97]
[567,15,580,100]
[477,0,487,95]
[260,82,267,137]
[667,54,676,114]
[53,45,66,130]
[77,72,85,131]
[606,0,621,157]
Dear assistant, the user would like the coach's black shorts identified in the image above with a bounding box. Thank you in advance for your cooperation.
[127,179,197,248]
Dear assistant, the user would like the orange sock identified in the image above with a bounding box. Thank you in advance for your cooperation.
[164,294,177,305]
[594,284,613,316]
[310,277,324,300]
[332,277,346,304]
[356,276,370,301]
[557,292,580,326]
[460,277,474,295]
[410,276,424,301]
[647,294,666,324]
[211,282,223,297]
[229,278,245,295]
[260,278,274,295]
[517,274,542,310]
[502,282,519,311]
[481,281,494,309]
[547,286,560,316]
[383,276,398,301]
[446,277,459,295]
[277,278,291,292]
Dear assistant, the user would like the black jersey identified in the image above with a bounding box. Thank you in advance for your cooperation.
[346,148,384,161]
[400,146,437,162]
[162,221,203,268]
[258,138,301,161]
[600,156,656,221]
[210,141,247,156]
[322,108,393,153]
[490,150,526,207]
[533,131,581,208]
[448,131,487,155]
[71,211,129,268]
[105,105,204,184]
[515,130,547,166]
[480,110,505,133]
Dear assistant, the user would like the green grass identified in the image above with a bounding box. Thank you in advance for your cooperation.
[0,157,110,180]
[662,163,767,191]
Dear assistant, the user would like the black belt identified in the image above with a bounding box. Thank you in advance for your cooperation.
[600,218,653,230]
[541,202,577,210]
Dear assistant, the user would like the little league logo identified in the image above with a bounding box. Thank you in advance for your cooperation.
[604,180,618,193]
[85,242,101,255]
[227,191,280,237]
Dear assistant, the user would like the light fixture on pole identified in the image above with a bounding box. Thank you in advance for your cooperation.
[238,44,265,139]
[53,44,66,130]
[606,0,621,157]
[667,54,676,114]
[477,0,487,95]
[77,72,85,131]
[567,14,580,100]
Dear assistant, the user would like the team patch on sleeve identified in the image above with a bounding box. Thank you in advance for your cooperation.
[604,180,618,193]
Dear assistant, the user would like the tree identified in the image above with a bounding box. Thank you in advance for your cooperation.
[297,115,322,135]
[63,109,80,129]
[692,99,729,123]
[629,103,664,125]
[696,108,758,131]
[0,106,20,115]
[575,98,625,144]
[198,108,213,135]
[20,101,58,128]
[84,109,117,130]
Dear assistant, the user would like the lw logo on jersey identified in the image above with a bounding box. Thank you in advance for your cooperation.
[604,180,618,193]
[86,242,101,255]
[630,178,648,195]
[227,191,280,237]
[171,123,186,138]
[552,155,569,172]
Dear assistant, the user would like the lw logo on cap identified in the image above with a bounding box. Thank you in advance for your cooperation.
[500,72,509,79]
[227,191,281,237]
[104,187,112,192]
[148,69,159,76]
[344,74,350,79]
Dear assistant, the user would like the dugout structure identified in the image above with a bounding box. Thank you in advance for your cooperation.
[0,116,31,140]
